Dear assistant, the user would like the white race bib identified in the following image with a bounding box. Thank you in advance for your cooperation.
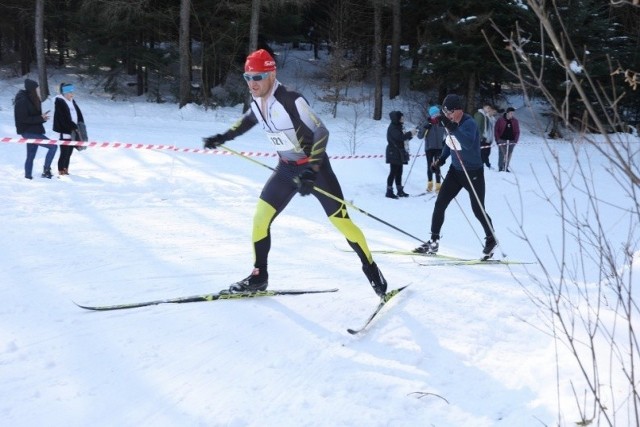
[265,131,299,152]
[445,134,462,150]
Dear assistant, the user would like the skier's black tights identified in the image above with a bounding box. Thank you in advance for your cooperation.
[431,167,493,238]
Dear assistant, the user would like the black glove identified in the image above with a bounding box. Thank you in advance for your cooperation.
[417,122,432,139]
[431,158,443,173]
[293,166,318,196]
[203,134,227,149]
[439,115,458,133]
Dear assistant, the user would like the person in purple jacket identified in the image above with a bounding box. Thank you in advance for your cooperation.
[494,107,520,172]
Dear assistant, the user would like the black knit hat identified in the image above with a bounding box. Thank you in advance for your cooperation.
[442,94,463,111]
[25,79,38,91]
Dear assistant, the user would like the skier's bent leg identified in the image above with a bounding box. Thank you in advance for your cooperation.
[329,212,387,296]
[329,215,373,265]
[252,198,278,269]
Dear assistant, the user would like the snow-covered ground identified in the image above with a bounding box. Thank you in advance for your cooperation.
[1,48,638,427]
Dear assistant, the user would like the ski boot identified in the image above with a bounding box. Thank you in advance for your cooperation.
[413,235,439,254]
[226,267,268,293]
[362,261,387,297]
[482,236,497,260]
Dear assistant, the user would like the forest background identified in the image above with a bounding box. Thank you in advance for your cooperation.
[0,0,639,134]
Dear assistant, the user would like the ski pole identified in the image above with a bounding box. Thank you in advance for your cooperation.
[404,126,429,187]
[403,137,424,187]
[218,145,427,244]
[452,196,482,243]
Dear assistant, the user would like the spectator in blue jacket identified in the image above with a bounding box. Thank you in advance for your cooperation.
[414,94,497,259]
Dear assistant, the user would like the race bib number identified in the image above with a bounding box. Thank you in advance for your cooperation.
[265,131,299,152]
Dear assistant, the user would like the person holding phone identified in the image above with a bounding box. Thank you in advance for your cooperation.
[14,79,57,179]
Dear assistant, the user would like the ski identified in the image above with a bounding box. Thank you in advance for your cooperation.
[415,258,534,267]
[356,248,533,265]
[347,285,409,335]
[336,246,466,262]
[75,288,339,311]
[370,249,463,260]
[411,192,437,199]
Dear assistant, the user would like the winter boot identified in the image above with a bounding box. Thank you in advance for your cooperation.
[413,235,439,254]
[434,182,441,192]
[41,167,53,179]
[226,267,269,293]
[397,186,409,197]
[426,181,433,192]
[482,236,497,259]
[385,186,398,199]
[362,261,388,297]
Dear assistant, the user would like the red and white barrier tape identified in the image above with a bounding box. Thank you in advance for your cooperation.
[1,137,407,160]
[2,137,521,158]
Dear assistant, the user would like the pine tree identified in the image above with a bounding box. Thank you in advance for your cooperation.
[412,0,531,110]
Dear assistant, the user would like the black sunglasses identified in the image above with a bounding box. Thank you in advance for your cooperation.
[243,72,271,82]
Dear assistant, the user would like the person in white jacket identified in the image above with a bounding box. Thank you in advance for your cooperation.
[53,83,86,176]
[473,104,496,169]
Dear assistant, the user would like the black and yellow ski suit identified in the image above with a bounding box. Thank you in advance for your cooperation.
[216,80,375,272]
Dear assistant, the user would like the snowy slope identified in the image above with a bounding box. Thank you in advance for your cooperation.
[1,48,638,427]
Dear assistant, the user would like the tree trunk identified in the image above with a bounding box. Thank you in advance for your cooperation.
[35,0,49,99]
[178,0,191,108]
[244,0,261,112]
[373,0,383,120]
[388,0,401,99]
[466,71,476,113]
[19,20,32,76]
[249,0,260,52]
[137,64,144,96]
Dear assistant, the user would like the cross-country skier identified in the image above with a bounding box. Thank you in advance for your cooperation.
[202,49,388,296]
[413,94,497,258]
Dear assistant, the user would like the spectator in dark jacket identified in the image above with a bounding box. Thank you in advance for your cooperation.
[14,79,57,179]
[53,83,86,176]
[385,111,416,198]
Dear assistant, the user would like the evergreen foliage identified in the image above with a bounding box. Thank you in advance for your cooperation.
[0,0,637,127]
